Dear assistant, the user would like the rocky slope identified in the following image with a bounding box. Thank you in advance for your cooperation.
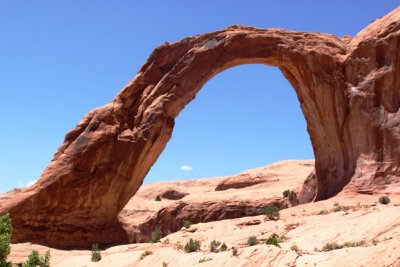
[118,160,314,243]
[7,160,400,267]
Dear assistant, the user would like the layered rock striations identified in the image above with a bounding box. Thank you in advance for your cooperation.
[1,7,400,247]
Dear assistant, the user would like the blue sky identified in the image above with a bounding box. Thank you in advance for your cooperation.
[0,1,398,193]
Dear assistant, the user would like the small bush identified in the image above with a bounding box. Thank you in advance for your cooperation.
[184,239,201,253]
[209,240,227,253]
[379,196,390,205]
[263,205,280,220]
[290,244,298,252]
[332,204,351,212]
[282,190,291,198]
[22,250,50,267]
[182,220,192,229]
[210,240,221,252]
[0,214,12,267]
[322,242,343,251]
[91,243,102,262]
[155,195,161,201]
[265,234,280,247]
[198,257,212,263]
[140,250,153,260]
[332,206,341,212]
[343,240,366,248]
[232,247,238,256]
[40,251,51,267]
[23,250,40,267]
[150,227,162,243]
[322,240,366,251]
[220,243,227,251]
[247,236,257,246]
[162,262,169,267]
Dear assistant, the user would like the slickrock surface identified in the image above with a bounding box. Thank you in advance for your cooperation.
[8,176,400,266]
[118,160,313,243]
[1,6,400,248]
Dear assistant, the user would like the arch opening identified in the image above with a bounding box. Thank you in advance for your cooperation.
[144,64,314,185]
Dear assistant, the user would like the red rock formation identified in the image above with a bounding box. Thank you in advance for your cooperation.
[160,189,188,200]
[131,199,282,243]
[215,174,269,191]
[1,7,400,248]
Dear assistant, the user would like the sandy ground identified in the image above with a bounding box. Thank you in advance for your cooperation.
[7,161,400,267]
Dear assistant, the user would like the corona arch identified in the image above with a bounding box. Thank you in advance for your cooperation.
[1,7,400,247]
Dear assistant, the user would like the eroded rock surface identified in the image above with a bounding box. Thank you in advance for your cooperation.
[1,7,400,247]
[8,188,400,267]
[118,160,312,243]
[215,175,268,191]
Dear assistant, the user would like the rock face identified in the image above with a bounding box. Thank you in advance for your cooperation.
[1,7,400,247]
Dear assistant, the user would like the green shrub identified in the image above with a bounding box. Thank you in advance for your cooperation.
[150,226,162,243]
[263,205,280,220]
[155,195,161,201]
[209,240,227,253]
[91,243,102,262]
[22,250,50,267]
[220,242,227,251]
[182,220,192,229]
[265,234,280,247]
[210,240,221,252]
[247,236,257,246]
[0,214,12,267]
[282,190,291,198]
[184,239,201,253]
[40,251,50,267]
[379,196,390,205]
[23,250,40,267]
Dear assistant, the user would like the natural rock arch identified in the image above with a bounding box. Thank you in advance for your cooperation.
[1,7,400,247]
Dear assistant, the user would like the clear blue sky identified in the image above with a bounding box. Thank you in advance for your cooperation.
[0,1,398,193]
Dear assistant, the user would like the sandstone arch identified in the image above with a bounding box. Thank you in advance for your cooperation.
[1,7,400,247]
